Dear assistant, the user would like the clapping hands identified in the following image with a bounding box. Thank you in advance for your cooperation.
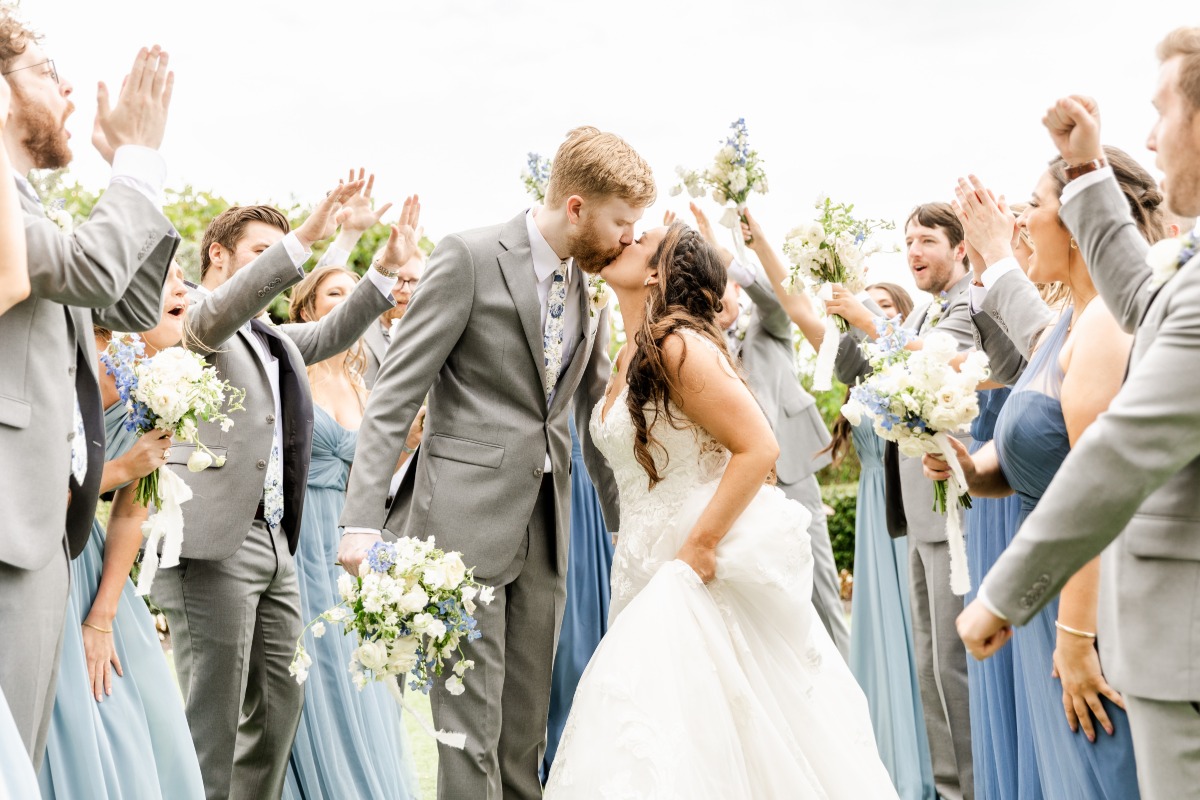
[952,176,1016,268]
[294,177,366,250]
[335,168,393,238]
[93,46,175,164]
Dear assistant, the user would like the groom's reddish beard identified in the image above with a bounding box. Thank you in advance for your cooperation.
[569,215,626,275]
[13,88,73,169]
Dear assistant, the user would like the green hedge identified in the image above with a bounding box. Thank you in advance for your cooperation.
[821,482,857,576]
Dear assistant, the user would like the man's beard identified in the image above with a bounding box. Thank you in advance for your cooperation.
[14,90,72,169]
[569,217,625,274]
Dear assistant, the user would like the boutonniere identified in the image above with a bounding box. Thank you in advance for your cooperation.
[47,198,73,234]
[734,311,751,341]
[927,291,950,328]
[587,276,612,319]
[1146,231,1199,291]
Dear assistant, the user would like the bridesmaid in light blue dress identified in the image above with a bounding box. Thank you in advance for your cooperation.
[542,415,615,780]
[991,310,1139,800]
[843,281,936,800]
[963,389,1041,800]
[1,686,39,800]
[284,266,418,800]
[40,407,205,799]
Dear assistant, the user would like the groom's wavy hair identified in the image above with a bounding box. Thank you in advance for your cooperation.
[626,222,744,488]
[0,6,38,72]
[545,126,656,209]
[200,205,291,279]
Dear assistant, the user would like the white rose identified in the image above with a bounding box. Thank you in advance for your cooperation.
[445,675,465,696]
[425,618,447,639]
[187,450,212,472]
[356,640,390,672]
[387,637,420,673]
[898,437,927,459]
[442,552,467,588]
[840,401,863,426]
[411,612,434,634]
[921,332,958,363]
[720,144,737,162]
[398,586,429,615]
[422,564,447,592]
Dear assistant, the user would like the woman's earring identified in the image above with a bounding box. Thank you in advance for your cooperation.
[1070,238,1079,250]
[643,276,653,286]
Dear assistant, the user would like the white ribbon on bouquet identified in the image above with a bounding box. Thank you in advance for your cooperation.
[135,467,193,596]
[718,203,750,265]
[811,283,840,392]
[385,678,467,749]
[932,430,972,596]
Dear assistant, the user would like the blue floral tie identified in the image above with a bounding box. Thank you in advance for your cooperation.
[70,394,87,484]
[263,439,284,529]
[542,260,569,399]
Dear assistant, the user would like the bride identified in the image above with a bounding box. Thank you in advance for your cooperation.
[545,222,898,798]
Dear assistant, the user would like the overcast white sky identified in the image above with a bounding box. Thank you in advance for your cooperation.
[25,0,1193,294]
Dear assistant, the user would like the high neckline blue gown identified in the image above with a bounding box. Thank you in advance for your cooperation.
[993,309,1140,799]
[39,402,205,799]
[283,404,418,800]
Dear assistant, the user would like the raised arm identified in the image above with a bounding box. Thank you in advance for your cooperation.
[338,233,476,571]
[740,207,826,348]
[667,332,779,583]
[316,168,394,268]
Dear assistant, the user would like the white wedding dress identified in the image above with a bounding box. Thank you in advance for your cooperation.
[545,334,898,799]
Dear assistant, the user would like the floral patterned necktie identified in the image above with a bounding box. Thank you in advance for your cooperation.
[263,439,284,529]
[70,396,87,483]
[542,260,569,399]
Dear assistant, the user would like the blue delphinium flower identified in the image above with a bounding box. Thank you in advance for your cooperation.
[365,541,397,574]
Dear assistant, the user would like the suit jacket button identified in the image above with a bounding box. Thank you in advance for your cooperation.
[533,467,544,477]
[257,459,267,469]
[67,365,76,376]
[67,431,75,442]
[266,414,276,424]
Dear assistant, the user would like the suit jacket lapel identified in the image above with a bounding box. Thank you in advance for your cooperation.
[497,213,549,397]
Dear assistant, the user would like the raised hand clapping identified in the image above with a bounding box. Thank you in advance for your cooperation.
[376,195,423,271]
[93,46,175,164]
[335,168,393,238]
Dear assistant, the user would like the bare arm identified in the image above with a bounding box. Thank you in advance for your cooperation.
[741,207,826,349]
[664,333,780,582]
[1052,299,1133,740]
[923,436,1013,498]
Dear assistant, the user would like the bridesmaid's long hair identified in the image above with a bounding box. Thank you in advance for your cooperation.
[822,283,914,467]
[289,265,369,399]
[625,222,739,488]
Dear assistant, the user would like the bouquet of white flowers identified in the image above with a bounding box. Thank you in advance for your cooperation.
[291,537,495,748]
[841,322,990,594]
[521,152,552,204]
[671,118,768,262]
[783,196,895,391]
[102,333,246,594]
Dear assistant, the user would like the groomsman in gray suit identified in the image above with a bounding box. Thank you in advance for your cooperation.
[0,25,178,763]
[339,127,654,800]
[958,28,1200,798]
[833,204,1022,800]
[682,204,849,658]
[150,187,406,800]
[361,247,425,388]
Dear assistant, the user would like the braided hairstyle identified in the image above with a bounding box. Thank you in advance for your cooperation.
[625,222,738,488]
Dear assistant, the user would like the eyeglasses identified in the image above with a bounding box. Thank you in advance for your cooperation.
[396,278,419,290]
[2,59,58,84]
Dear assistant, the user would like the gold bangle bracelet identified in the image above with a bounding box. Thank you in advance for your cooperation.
[1054,620,1096,639]
[82,621,113,634]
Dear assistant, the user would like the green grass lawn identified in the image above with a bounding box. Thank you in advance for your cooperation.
[402,689,439,798]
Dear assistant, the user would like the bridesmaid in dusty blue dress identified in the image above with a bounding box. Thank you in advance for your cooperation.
[542,415,615,780]
[962,388,1040,800]
[1,686,39,799]
[838,283,935,800]
[990,311,1139,799]
[41,305,205,799]
[284,266,418,800]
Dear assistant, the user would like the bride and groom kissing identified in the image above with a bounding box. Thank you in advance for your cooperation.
[337,126,896,798]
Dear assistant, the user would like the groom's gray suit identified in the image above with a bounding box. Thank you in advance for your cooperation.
[980,173,1200,799]
[340,211,618,800]
[0,181,177,762]
[151,241,392,800]
[733,269,848,658]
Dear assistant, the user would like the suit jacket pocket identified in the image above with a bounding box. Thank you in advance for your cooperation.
[1124,513,1200,561]
[426,434,504,468]
[166,445,229,468]
[0,394,31,429]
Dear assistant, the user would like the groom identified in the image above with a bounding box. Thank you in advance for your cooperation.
[339,126,655,799]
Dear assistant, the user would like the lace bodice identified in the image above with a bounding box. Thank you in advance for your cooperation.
[589,332,733,615]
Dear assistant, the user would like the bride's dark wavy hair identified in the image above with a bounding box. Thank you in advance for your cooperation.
[625,222,738,488]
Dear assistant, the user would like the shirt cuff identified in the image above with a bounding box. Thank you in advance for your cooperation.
[975,584,1011,622]
[342,527,382,537]
[968,282,988,314]
[281,231,311,274]
[980,256,1020,289]
[319,244,353,269]
[109,145,167,207]
[364,264,398,297]
[726,257,758,288]
[1059,165,1114,207]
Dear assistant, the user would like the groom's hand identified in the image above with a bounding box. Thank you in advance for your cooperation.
[1043,95,1103,166]
[338,532,384,576]
[957,599,1013,661]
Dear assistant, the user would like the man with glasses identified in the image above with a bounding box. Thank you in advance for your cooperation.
[0,8,180,766]
[362,248,426,387]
